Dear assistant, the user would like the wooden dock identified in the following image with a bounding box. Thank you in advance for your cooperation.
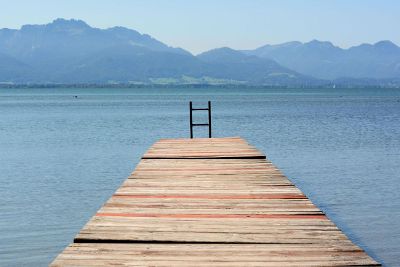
[51,137,380,266]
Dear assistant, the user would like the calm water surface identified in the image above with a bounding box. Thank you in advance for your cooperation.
[0,87,399,266]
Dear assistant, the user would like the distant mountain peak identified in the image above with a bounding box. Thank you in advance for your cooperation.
[277,41,302,47]
[20,18,91,33]
[374,40,399,50]
[50,18,90,28]
[108,26,139,33]
[198,47,242,56]
[374,40,396,46]
[207,47,236,52]
[305,39,336,48]
[248,42,302,56]
[197,47,248,62]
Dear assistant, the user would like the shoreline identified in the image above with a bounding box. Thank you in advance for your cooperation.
[0,83,399,89]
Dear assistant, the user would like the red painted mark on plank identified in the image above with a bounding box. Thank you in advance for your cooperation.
[135,168,273,171]
[96,212,326,219]
[146,151,264,156]
[113,194,306,199]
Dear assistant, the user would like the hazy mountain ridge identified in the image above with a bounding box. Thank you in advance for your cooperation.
[243,40,400,80]
[197,47,314,85]
[0,19,399,86]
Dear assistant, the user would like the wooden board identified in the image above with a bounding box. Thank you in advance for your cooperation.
[142,137,266,159]
[51,243,379,267]
[50,137,380,266]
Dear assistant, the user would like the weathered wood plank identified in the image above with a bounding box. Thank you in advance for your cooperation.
[142,137,266,159]
[50,137,380,266]
[51,243,380,267]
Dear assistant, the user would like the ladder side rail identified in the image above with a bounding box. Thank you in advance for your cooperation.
[208,101,212,138]
[190,101,193,139]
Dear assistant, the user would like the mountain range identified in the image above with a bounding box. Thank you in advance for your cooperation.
[0,18,399,86]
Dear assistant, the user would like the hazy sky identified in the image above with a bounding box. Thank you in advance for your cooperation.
[1,0,399,54]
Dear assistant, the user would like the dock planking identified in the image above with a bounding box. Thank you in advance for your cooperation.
[51,137,380,266]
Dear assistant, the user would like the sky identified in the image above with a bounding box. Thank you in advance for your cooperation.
[1,0,399,54]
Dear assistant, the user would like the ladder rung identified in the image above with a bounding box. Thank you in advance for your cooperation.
[192,123,209,126]
[192,108,209,111]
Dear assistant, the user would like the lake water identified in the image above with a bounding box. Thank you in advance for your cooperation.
[0,87,399,266]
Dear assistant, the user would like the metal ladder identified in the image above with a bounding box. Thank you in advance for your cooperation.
[189,101,212,138]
